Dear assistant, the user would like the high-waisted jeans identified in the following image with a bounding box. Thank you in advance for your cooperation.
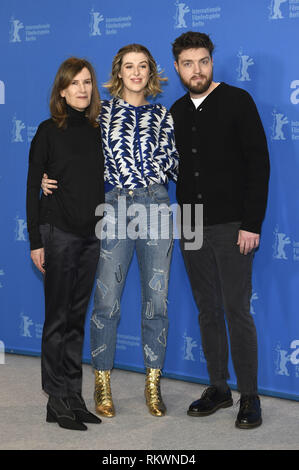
[90,184,173,370]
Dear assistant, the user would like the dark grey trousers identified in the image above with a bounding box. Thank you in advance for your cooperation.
[180,222,258,395]
[40,224,100,397]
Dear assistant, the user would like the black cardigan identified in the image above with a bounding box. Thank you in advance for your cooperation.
[170,83,270,234]
[26,105,105,250]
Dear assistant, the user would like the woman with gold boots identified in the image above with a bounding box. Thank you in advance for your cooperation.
[91,43,178,418]
[42,44,179,418]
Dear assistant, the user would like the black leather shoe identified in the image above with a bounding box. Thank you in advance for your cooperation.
[46,396,88,430]
[235,394,262,429]
[187,386,233,416]
[69,394,102,424]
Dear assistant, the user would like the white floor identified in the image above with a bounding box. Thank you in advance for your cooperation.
[1,354,299,450]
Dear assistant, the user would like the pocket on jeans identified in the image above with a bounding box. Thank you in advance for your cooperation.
[105,188,119,205]
[152,185,169,205]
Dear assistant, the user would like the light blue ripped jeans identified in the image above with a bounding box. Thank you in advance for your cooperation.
[90,184,173,370]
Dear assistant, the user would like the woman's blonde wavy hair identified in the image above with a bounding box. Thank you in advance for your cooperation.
[104,44,167,98]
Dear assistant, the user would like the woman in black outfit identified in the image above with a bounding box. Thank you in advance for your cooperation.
[26,58,104,430]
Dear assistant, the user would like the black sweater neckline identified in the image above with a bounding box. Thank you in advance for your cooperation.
[66,104,88,122]
[186,82,225,109]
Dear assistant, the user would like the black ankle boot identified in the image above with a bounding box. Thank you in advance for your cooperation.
[69,393,102,424]
[46,396,88,431]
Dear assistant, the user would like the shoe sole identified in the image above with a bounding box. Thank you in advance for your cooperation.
[46,409,87,430]
[95,407,115,418]
[73,410,102,424]
[148,411,166,417]
[187,398,233,417]
[235,417,262,429]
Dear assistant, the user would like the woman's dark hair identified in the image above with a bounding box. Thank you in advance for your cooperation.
[172,31,215,62]
[50,57,101,128]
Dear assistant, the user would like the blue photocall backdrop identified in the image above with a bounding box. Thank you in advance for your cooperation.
[0,0,298,400]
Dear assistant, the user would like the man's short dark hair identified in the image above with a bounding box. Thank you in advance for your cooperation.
[172,31,215,62]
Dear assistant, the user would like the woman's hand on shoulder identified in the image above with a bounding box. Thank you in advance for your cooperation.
[41,173,58,196]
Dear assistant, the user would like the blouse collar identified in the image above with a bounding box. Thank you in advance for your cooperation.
[114,97,154,110]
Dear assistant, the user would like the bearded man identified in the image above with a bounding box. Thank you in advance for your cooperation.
[170,31,270,429]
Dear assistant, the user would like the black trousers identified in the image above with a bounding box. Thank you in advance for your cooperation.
[40,224,100,397]
[180,222,258,395]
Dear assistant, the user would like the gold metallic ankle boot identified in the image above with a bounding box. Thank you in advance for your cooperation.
[145,368,166,417]
[94,370,115,418]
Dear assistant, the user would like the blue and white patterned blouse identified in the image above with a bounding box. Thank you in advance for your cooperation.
[100,98,179,190]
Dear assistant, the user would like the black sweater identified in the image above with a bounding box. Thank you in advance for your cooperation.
[26,105,105,250]
[170,83,270,234]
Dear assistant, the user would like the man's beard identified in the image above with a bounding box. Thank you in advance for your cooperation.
[181,72,213,95]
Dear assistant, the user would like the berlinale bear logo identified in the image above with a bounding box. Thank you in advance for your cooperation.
[9,17,24,42]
